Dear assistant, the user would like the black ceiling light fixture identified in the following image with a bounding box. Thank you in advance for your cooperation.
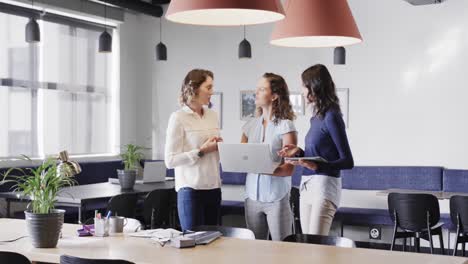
[334,46,346,65]
[238,25,251,59]
[99,0,112,53]
[25,0,40,43]
[156,17,167,61]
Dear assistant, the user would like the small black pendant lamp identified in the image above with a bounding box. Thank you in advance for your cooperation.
[99,0,112,53]
[25,0,40,43]
[334,46,346,65]
[156,17,167,61]
[238,26,251,59]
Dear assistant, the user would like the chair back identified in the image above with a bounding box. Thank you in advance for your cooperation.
[60,255,134,264]
[450,195,468,231]
[107,193,138,218]
[388,193,440,231]
[0,251,31,264]
[143,189,174,228]
[283,234,356,248]
[192,225,255,240]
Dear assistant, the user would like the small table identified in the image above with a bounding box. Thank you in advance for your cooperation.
[0,181,175,223]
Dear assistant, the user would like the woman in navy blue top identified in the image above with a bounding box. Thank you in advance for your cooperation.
[279,64,354,235]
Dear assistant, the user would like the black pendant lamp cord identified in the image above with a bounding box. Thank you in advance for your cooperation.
[160,17,162,42]
[103,0,107,32]
[243,25,246,40]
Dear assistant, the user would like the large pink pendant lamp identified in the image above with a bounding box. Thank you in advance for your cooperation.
[166,0,285,26]
[271,0,362,47]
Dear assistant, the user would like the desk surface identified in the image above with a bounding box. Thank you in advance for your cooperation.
[0,181,175,204]
[0,219,466,264]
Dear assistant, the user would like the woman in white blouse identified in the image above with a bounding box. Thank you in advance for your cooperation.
[165,69,222,231]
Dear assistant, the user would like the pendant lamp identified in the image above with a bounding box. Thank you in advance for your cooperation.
[271,0,362,48]
[99,1,112,53]
[334,47,346,65]
[166,0,285,26]
[156,18,167,61]
[238,26,251,59]
[25,0,40,43]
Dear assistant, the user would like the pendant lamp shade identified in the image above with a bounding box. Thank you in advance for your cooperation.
[239,39,251,59]
[271,0,362,48]
[156,42,167,61]
[166,0,285,26]
[99,30,112,53]
[334,47,346,65]
[25,17,40,43]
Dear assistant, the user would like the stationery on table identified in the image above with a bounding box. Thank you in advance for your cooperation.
[77,210,112,237]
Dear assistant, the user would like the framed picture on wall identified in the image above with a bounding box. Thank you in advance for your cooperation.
[209,92,223,129]
[337,88,349,128]
[240,90,256,120]
[289,92,305,115]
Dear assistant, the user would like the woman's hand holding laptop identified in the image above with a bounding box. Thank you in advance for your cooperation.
[278,144,318,171]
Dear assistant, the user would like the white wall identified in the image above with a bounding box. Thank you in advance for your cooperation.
[119,13,156,157]
[127,0,468,169]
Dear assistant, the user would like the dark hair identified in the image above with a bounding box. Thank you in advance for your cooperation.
[257,73,296,125]
[301,64,341,118]
[179,69,214,106]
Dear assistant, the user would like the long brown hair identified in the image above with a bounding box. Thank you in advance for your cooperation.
[179,69,214,106]
[257,73,296,125]
[301,64,341,118]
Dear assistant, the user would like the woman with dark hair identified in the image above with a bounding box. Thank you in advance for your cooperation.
[165,69,223,231]
[279,64,353,235]
[241,73,297,241]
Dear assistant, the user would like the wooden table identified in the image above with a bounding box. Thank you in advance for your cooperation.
[0,219,466,264]
[0,181,175,222]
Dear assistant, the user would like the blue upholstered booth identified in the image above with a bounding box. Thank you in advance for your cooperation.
[443,169,468,193]
[341,166,443,191]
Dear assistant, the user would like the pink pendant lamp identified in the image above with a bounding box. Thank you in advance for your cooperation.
[166,0,285,26]
[271,0,362,47]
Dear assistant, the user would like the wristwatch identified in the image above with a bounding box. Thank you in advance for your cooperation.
[197,150,205,158]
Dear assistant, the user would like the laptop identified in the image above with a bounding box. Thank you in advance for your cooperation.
[218,143,280,174]
[136,161,167,184]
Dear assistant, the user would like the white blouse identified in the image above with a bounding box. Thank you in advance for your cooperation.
[164,105,221,191]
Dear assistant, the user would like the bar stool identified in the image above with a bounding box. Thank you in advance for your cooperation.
[0,251,31,264]
[107,193,138,218]
[60,255,134,264]
[450,195,468,256]
[388,193,445,254]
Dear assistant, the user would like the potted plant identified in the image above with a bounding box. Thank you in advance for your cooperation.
[1,154,77,248]
[118,144,145,190]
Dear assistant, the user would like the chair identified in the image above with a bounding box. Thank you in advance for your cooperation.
[107,193,138,218]
[283,234,356,248]
[143,189,176,229]
[289,187,302,234]
[388,193,445,254]
[60,255,134,264]
[450,195,468,256]
[192,225,255,240]
[0,251,31,264]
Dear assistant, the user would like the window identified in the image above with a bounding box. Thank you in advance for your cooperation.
[0,11,118,159]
